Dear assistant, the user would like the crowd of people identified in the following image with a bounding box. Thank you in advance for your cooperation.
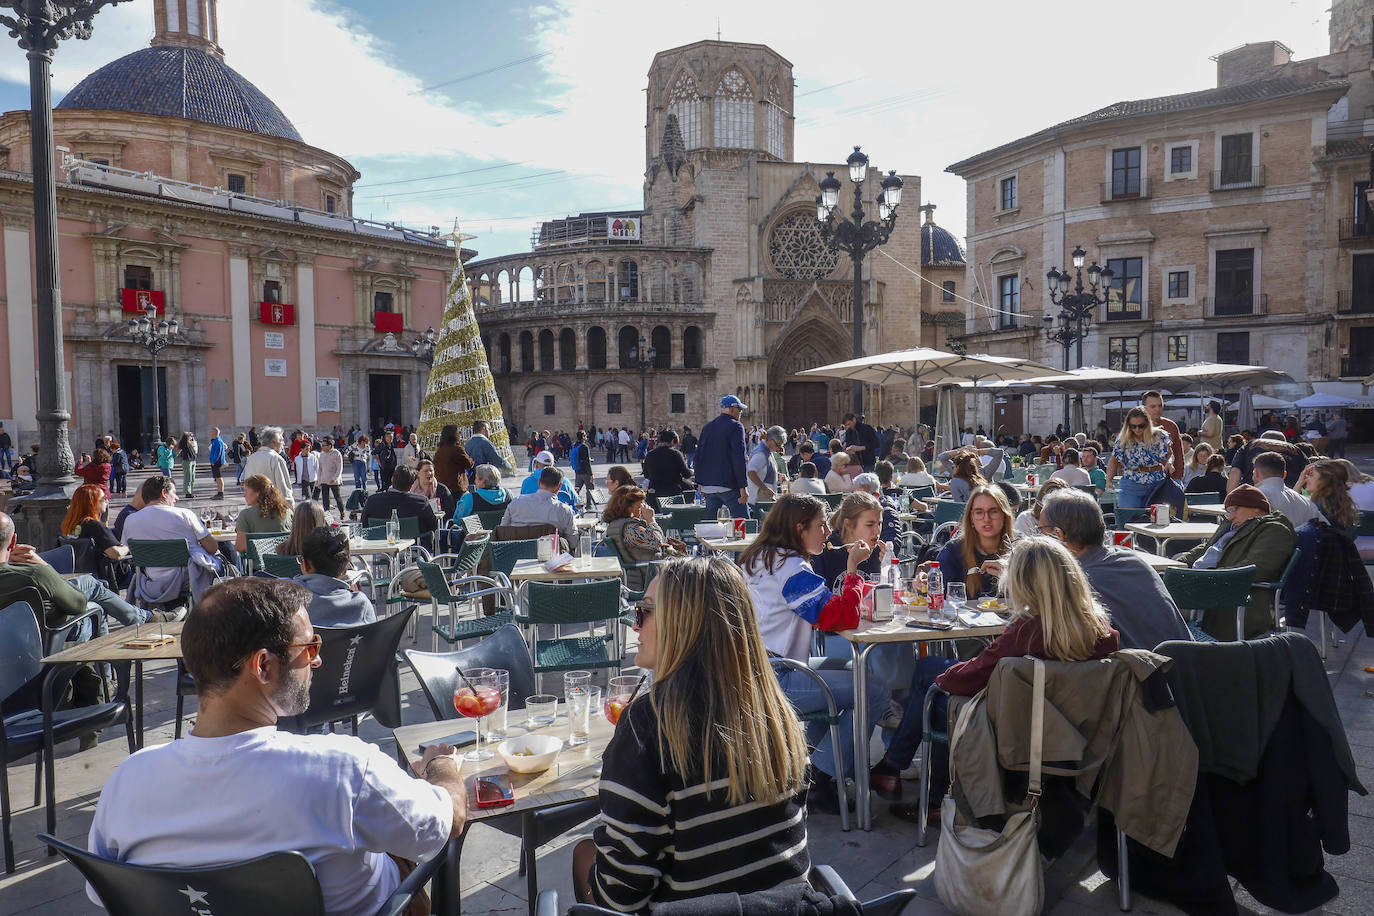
[6,388,1370,915]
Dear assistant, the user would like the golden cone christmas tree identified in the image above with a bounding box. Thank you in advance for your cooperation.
[416,221,514,465]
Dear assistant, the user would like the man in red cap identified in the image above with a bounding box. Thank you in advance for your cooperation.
[1177,484,1296,639]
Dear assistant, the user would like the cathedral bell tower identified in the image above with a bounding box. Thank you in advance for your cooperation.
[152,0,223,60]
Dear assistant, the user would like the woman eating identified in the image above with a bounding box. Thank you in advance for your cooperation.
[812,491,889,587]
[571,556,812,910]
[61,484,130,588]
[931,485,1016,599]
[601,485,684,591]
[1105,406,1173,508]
[739,494,889,815]
[234,474,291,555]
[874,536,1119,820]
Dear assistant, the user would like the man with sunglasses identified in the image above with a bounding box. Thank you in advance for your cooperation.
[88,578,466,915]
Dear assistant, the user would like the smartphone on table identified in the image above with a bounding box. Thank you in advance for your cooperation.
[474,774,515,808]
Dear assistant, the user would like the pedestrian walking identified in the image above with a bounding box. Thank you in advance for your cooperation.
[695,395,749,520]
[207,426,227,498]
[176,431,197,498]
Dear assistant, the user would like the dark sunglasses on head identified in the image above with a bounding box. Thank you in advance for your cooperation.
[634,603,655,629]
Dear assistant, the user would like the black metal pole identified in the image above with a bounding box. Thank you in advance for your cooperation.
[149,347,161,453]
[1062,338,1071,433]
[851,251,864,415]
[639,361,647,432]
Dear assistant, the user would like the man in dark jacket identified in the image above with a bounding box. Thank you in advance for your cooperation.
[373,430,398,490]
[362,466,439,550]
[641,429,693,508]
[1177,484,1296,639]
[680,425,697,470]
[842,412,881,472]
[694,395,749,519]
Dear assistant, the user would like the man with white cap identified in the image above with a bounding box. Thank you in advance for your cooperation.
[519,450,578,507]
[695,395,749,519]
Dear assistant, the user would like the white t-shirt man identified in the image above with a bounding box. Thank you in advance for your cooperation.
[746,446,777,503]
[88,727,452,916]
[617,429,631,448]
[1050,465,1092,487]
[121,503,218,599]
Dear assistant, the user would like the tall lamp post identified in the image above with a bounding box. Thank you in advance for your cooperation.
[0,1,131,544]
[127,304,179,452]
[817,146,903,415]
[1044,245,1112,431]
[630,335,656,433]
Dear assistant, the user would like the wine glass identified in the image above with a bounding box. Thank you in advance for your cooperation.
[946,582,967,620]
[453,669,503,762]
[605,675,641,726]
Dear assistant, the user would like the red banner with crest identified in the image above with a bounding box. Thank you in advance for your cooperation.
[259,302,296,325]
[120,288,165,314]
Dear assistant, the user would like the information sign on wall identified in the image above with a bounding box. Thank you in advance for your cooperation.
[316,378,340,413]
[265,331,285,349]
[264,359,288,377]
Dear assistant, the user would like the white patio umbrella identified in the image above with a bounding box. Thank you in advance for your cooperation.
[1294,392,1357,409]
[933,385,961,460]
[1237,387,1256,433]
[1134,362,1294,427]
[799,348,1056,433]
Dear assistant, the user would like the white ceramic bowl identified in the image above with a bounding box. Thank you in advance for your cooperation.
[496,734,563,774]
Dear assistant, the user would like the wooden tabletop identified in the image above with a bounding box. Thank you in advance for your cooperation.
[43,620,185,664]
[1136,552,1186,570]
[394,707,614,823]
[836,613,1007,645]
[700,533,759,553]
[1126,521,1217,542]
[510,555,623,582]
[349,538,416,556]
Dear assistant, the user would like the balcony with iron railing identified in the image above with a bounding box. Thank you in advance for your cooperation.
[1100,177,1151,203]
[1202,293,1267,317]
[1210,165,1265,192]
[1337,290,1374,314]
[1341,354,1374,378]
[1339,218,1374,243]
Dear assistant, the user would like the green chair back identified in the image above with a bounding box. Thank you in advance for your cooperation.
[261,554,302,578]
[821,492,844,509]
[418,560,456,603]
[752,501,775,519]
[663,505,709,534]
[906,486,936,500]
[1161,564,1257,640]
[245,533,289,567]
[127,538,191,569]
[451,538,487,575]
[1185,491,1223,505]
[460,515,486,537]
[932,500,966,528]
[368,515,420,540]
[523,579,623,626]
[487,538,540,577]
[475,509,507,530]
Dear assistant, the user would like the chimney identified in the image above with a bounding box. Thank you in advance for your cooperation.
[152,0,223,60]
[1214,41,1292,87]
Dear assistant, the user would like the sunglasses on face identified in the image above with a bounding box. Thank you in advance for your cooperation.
[278,633,322,664]
[1129,423,1147,431]
[635,603,655,629]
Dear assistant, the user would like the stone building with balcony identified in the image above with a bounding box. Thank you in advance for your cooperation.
[467,39,929,434]
[0,0,455,451]
[946,0,1374,436]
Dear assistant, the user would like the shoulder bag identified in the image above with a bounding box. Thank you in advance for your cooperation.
[935,657,1045,916]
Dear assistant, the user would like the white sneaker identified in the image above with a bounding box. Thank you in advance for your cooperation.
[878,698,904,730]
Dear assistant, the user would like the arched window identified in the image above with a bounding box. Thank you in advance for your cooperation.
[650,261,668,302]
[585,260,605,302]
[538,329,555,372]
[587,326,607,370]
[498,333,511,373]
[517,266,534,302]
[766,79,786,159]
[684,326,704,369]
[497,269,514,305]
[681,262,701,302]
[714,68,753,149]
[942,281,957,302]
[651,325,671,369]
[558,328,576,371]
[536,266,552,304]
[617,260,638,301]
[618,326,640,370]
[667,70,701,150]
[519,331,534,372]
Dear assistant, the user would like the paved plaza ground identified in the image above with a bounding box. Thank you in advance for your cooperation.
[2,454,1374,914]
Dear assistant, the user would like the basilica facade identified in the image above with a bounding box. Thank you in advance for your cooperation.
[0,0,453,452]
[467,40,964,434]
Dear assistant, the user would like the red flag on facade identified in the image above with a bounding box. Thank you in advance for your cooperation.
[259,302,296,325]
[373,311,403,334]
[121,288,165,314]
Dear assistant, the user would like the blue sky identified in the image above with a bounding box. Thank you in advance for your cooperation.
[0,0,1333,261]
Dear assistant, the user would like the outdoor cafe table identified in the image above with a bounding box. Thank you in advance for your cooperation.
[837,613,1008,831]
[700,532,759,554]
[1135,552,1185,571]
[509,555,623,584]
[349,536,416,558]
[394,704,615,911]
[42,620,185,749]
[1187,503,1228,521]
[1125,521,1217,555]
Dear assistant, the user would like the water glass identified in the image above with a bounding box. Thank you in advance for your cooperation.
[946,582,967,619]
[526,694,558,729]
[566,685,600,747]
[579,532,593,568]
[563,670,591,699]
[483,668,510,739]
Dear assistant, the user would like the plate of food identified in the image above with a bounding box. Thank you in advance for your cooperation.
[977,598,1007,611]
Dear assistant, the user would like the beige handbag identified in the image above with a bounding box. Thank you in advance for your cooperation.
[934,658,1045,916]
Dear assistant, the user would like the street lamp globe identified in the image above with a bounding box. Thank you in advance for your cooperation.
[1071,246,1086,269]
[1086,262,1102,286]
[167,319,180,335]
[881,170,903,208]
[819,172,841,211]
[815,194,828,222]
[1099,266,1115,288]
[846,146,869,184]
[877,191,892,221]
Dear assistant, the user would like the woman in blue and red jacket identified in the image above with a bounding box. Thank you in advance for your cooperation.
[740,493,891,816]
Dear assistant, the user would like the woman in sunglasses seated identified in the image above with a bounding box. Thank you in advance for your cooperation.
[572,556,812,910]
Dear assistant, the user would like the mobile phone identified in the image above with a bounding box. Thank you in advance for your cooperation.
[474,774,515,808]
[907,619,955,630]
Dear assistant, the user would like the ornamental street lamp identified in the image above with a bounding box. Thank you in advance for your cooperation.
[1043,245,1112,431]
[630,335,656,433]
[410,326,438,366]
[817,146,903,414]
[127,304,179,452]
[0,0,131,510]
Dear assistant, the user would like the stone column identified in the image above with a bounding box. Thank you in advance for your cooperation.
[229,249,253,426]
[4,221,37,445]
[298,263,317,425]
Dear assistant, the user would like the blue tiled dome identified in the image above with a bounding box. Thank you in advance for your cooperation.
[57,46,301,142]
[921,221,965,266]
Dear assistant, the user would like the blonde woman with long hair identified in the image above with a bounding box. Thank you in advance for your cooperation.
[876,536,1120,823]
[1105,405,1173,507]
[573,557,812,909]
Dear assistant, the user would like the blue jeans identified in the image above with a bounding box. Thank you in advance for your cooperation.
[352,459,367,492]
[236,461,246,485]
[776,658,890,779]
[71,573,150,626]
[1115,476,1160,509]
[821,633,909,692]
[702,490,748,520]
[883,655,956,772]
